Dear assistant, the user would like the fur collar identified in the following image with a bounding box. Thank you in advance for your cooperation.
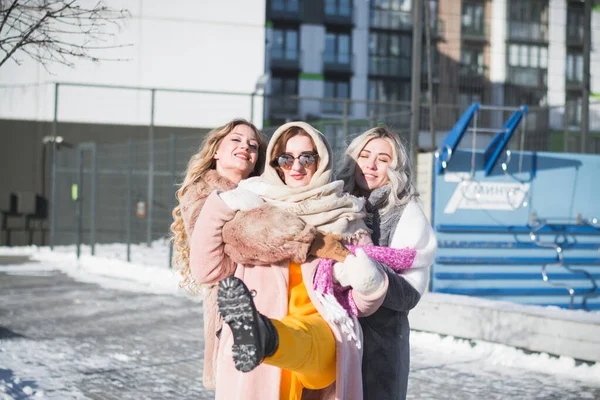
[180,169,237,236]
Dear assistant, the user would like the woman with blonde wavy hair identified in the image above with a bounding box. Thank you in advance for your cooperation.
[171,118,347,390]
[336,126,437,400]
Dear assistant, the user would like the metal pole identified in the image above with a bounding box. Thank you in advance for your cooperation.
[168,135,176,269]
[581,0,591,153]
[563,102,569,152]
[147,89,155,247]
[424,0,435,150]
[90,144,97,256]
[126,139,133,262]
[409,0,423,168]
[76,148,83,260]
[343,100,349,143]
[50,83,59,249]
[250,92,256,124]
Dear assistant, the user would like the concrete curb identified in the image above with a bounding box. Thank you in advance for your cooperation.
[409,293,600,363]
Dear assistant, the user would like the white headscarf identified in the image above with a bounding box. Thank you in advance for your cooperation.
[238,121,367,235]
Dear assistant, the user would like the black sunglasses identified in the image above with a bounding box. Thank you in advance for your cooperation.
[273,152,319,170]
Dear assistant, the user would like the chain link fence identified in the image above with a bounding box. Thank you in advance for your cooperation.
[43,86,600,268]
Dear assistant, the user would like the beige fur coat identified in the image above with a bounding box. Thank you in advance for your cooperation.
[179,169,317,389]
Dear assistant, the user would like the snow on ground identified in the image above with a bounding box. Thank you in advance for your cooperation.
[1,241,599,388]
[0,240,187,297]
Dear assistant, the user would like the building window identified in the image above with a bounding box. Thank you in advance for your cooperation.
[323,80,350,114]
[271,0,299,12]
[507,0,548,41]
[368,79,410,102]
[325,32,351,65]
[272,28,299,61]
[508,44,547,69]
[566,93,582,126]
[369,0,413,30]
[270,75,298,114]
[566,52,583,84]
[567,4,584,43]
[507,44,547,87]
[461,1,484,36]
[325,0,352,17]
[371,0,412,12]
[368,79,410,123]
[460,46,485,76]
[368,32,411,77]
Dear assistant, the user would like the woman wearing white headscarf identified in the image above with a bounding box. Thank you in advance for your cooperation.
[189,121,389,400]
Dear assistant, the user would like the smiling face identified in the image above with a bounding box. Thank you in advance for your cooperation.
[354,138,393,193]
[213,124,260,183]
[279,134,318,188]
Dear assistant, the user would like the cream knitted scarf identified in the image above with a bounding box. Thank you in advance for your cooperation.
[237,121,367,236]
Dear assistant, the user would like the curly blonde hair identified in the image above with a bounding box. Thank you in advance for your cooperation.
[170,119,266,293]
[336,126,417,212]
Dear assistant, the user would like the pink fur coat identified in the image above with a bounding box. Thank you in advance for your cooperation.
[179,169,318,389]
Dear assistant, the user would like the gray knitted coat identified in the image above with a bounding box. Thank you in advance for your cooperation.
[360,186,437,400]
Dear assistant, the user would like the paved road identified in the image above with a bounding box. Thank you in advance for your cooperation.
[1,260,599,399]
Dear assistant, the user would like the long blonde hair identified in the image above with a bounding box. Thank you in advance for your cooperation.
[170,119,266,292]
[336,126,417,212]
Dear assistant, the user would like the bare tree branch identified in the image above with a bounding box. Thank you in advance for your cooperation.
[0,0,130,70]
[0,0,19,36]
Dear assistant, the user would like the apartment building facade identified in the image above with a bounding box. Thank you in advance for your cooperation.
[263,0,600,143]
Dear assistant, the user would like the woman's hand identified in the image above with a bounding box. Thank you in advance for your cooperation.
[332,248,385,295]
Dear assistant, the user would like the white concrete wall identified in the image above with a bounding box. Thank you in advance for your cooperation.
[592,9,600,97]
[548,0,567,128]
[490,0,507,127]
[299,24,325,118]
[0,0,266,128]
[410,293,600,363]
[351,0,369,120]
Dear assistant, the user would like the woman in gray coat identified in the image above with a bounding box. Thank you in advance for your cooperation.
[336,126,437,400]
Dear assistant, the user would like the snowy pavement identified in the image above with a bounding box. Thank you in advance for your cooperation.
[1,245,600,399]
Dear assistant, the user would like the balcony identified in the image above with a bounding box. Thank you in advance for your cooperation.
[270,48,301,70]
[508,22,548,42]
[369,9,412,31]
[269,0,301,21]
[566,77,583,91]
[507,66,547,88]
[321,99,349,115]
[427,17,445,38]
[458,64,488,87]
[324,3,354,26]
[369,56,411,78]
[269,95,299,117]
[461,24,489,42]
[323,52,353,74]
[459,63,487,77]
[566,25,584,46]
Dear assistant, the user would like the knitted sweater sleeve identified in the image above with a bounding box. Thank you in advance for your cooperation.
[381,200,437,312]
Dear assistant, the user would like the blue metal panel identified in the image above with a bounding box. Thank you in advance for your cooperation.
[437,224,600,235]
[438,241,600,249]
[435,272,600,280]
[431,147,600,310]
[437,287,596,296]
[436,256,600,265]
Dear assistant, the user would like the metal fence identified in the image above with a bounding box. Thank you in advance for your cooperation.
[44,84,600,268]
